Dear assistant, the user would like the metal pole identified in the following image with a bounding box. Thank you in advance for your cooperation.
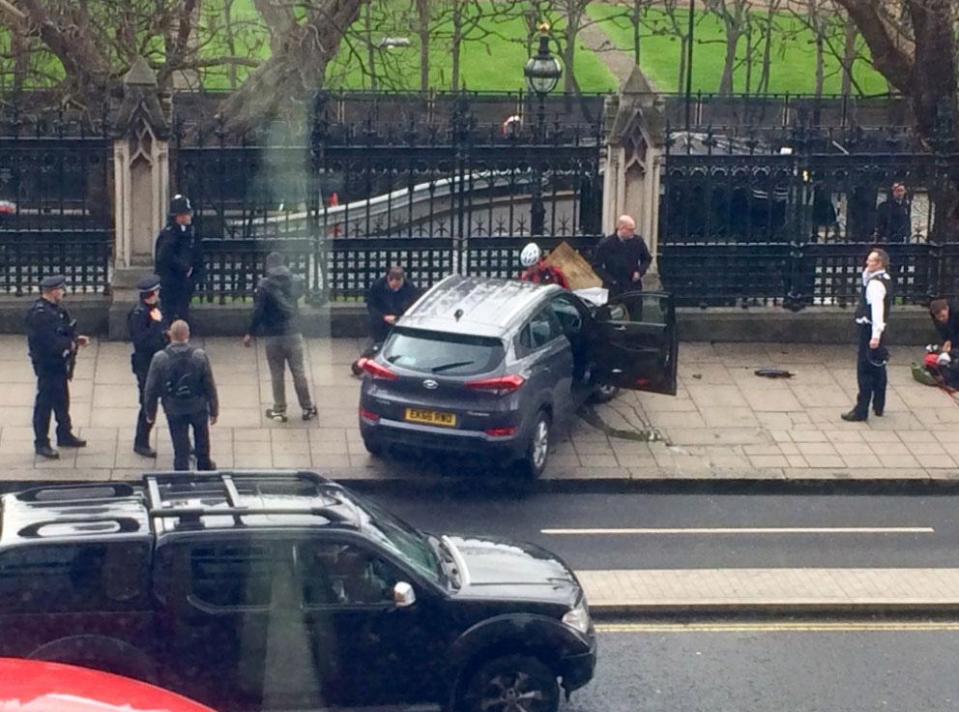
[531,93,546,236]
[684,0,695,129]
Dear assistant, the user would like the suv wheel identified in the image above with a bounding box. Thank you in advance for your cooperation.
[363,436,384,457]
[518,411,551,479]
[462,655,559,712]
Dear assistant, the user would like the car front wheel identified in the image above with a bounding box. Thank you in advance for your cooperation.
[461,654,560,712]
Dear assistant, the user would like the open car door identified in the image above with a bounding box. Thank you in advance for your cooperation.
[590,291,678,395]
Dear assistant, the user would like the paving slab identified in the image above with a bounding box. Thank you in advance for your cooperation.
[0,336,957,483]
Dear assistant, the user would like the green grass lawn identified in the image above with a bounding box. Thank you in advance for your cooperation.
[587,3,888,95]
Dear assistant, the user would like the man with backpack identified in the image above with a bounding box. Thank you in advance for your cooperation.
[144,319,219,471]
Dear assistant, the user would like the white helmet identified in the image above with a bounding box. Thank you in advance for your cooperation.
[520,242,542,268]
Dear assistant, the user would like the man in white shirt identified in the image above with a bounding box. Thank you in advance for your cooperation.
[842,249,892,422]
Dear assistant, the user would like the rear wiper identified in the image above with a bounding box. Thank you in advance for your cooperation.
[431,361,474,373]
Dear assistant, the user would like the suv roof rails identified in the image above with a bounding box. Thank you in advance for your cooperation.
[143,470,355,531]
[15,482,139,504]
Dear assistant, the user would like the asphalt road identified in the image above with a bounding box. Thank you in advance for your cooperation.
[567,622,959,712]
[365,490,959,570]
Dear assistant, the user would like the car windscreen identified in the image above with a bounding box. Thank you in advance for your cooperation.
[382,328,504,376]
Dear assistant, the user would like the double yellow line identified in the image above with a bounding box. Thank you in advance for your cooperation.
[596,621,959,634]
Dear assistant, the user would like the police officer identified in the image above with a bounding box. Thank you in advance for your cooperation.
[25,275,90,459]
[155,194,201,323]
[144,319,218,471]
[129,274,168,457]
[842,249,892,422]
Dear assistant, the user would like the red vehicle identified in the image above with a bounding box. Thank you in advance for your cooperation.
[0,658,215,712]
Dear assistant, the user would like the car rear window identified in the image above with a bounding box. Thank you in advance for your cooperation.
[382,328,504,376]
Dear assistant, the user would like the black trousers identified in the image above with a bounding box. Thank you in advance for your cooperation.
[166,410,213,471]
[854,323,887,417]
[33,371,72,448]
[134,369,153,448]
[161,287,192,325]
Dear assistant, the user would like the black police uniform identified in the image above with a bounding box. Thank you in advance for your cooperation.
[850,271,892,419]
[25,276,83,453]
[155,195,201,323]
[128,275,168,454]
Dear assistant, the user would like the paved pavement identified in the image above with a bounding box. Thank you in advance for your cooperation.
[0,335,956,483]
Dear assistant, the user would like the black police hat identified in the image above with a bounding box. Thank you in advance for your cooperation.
[136,274,162,293]
[169,194,192,215]
[40,274,66,290]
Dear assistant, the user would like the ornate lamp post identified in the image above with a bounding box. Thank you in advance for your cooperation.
[524,22,562,236]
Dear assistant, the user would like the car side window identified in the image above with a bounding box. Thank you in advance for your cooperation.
[516,308,561,356]
[297,541,400,607]
[550,295,585,336]
[0,542,149,613]
[189,542,274,608]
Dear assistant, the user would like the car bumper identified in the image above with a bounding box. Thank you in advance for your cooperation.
[561,635,597,693]
[360,417,525,462]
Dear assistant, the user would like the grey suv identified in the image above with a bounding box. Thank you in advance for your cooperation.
[358,275,678,476]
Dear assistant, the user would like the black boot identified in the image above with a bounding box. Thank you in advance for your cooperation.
[35,445,60,459]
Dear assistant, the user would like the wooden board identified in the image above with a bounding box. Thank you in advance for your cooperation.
[544,241,603,290]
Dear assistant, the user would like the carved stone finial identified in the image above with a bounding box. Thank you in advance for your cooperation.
[123,56,158,88]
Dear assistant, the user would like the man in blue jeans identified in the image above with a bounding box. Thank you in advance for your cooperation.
[243,252,317,422]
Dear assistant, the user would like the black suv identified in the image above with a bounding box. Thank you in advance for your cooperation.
[0,471,595,711]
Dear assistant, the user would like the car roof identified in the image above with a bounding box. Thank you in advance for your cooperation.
[0,658,216,711]
[399,274,562,338]
[0,472,367,546]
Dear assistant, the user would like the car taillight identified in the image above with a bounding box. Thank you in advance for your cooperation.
[359,407,380,423]
[485,426,518,437]
[358,357,398,381]
[466,374,526,395]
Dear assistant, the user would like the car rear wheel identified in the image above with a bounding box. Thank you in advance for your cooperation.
[518,411,551,479]
[461,654,559,712]
[362,436,384,457]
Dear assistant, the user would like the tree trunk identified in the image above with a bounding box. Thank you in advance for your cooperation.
[718,28,741,95]
[564,25,577,94]
[757,6,775,94]
[416,0,431,92]
[223,0,239,89]
[451,1,463,91]
[840,13,856,98]
[678,36,688,94]
[218,0,367,133]
[632,0,642,65]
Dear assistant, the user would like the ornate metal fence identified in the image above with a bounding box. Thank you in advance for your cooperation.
[172,91,605,302]
[0,108,113,296]
[659,123,959,309]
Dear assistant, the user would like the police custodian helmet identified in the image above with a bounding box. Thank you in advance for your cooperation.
[169,194,192,215]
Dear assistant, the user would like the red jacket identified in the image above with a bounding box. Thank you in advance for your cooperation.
[520,261,570,289]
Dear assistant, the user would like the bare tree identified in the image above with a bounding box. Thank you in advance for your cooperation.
[706,0,752,95]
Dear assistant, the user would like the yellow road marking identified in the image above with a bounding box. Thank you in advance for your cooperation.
[596,621,959,634]
[543,527,935,535]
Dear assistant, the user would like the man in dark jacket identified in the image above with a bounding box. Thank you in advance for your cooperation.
[874,182,911,243]
[155,194,202,323]
[351,266,420,376]
[929,298,959,353]
[25,274,90,459]
[144,319,218,471]
[128,274,168,458]
[243,252,316,423]
[591,214,653,298]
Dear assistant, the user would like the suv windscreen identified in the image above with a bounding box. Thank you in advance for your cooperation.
[349,493,442,586]
[382,328,504,376]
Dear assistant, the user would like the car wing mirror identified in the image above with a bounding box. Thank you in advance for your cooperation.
[394,581,416,608]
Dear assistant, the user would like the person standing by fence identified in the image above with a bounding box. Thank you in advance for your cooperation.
[155,195,202,323]
[351,266,420,376]
[874,182,911,243]
[25,275,90,459]
[591,215,652,298]
[243,252,317,423]
[842,249,892,422]
[129,274,169,458]
[144,320,218,471]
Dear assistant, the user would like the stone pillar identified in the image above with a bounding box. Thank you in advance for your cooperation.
[603,67,666,284]
[108,57,171,338]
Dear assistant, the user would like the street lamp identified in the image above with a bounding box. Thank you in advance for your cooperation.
[524,22,562,236]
